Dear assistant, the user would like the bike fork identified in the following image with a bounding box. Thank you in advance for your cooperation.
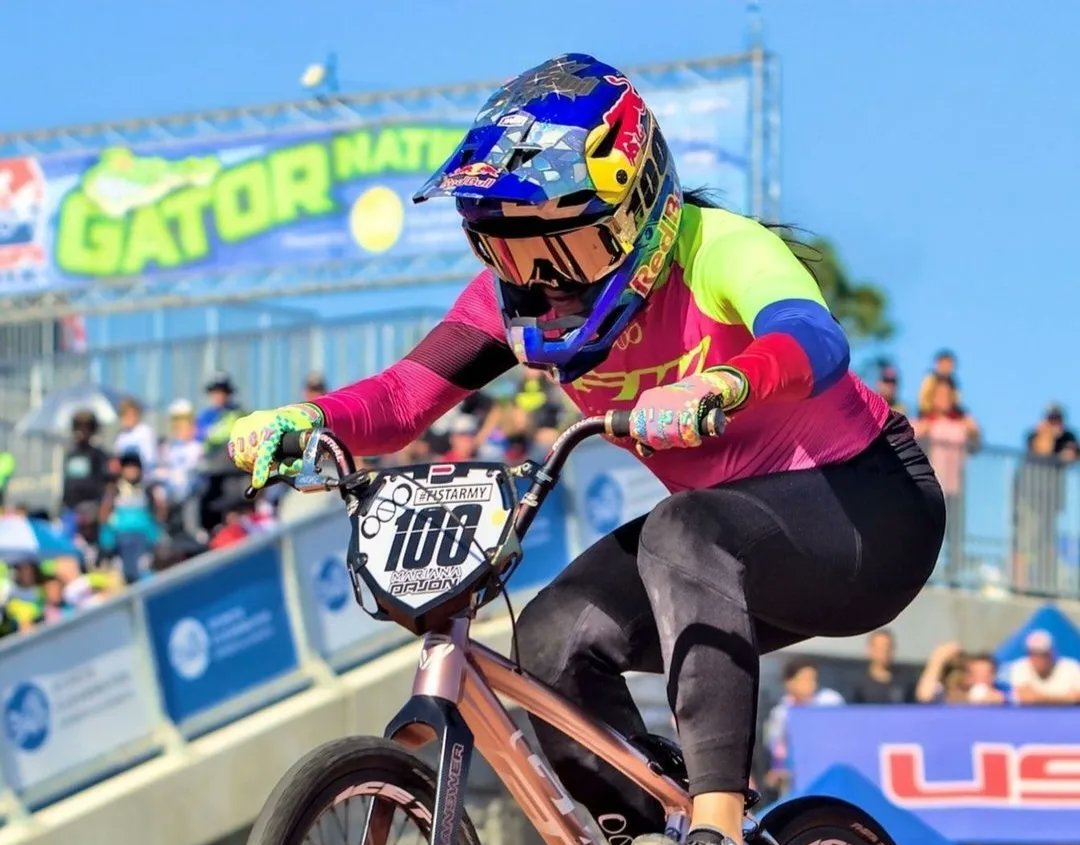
[384,621,476,845]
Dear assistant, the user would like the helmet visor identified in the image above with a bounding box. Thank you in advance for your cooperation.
[464,218,631,287]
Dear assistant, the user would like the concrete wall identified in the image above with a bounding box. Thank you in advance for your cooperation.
[1,591,1075,845]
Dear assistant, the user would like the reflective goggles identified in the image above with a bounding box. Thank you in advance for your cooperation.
[464,215,635,287]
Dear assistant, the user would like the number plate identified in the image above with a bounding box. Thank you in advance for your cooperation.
[352,462,516,612]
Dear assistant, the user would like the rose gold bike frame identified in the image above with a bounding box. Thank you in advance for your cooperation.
[385,616,692,845]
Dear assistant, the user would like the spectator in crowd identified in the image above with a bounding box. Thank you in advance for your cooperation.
[1027,403,1079,457]
[60,410,110,531]
[196,371,242,445]
[850,629,914,703]
[875,363,907,415]
[2,557,47,632]
[918,349,959,415]
[914,376,980,584]
[966,652,1009,704]
[915,641,971,703]
[113,396,157,472]
[1008,629,1080,704]
[442,415,479,462]
[157,400,203,522]
[99,451,168,584]
[763,658,844,792]
[196,373,248,534]
[302,372,328,403]
[1014,404,1077,591]
[207,491,277,551]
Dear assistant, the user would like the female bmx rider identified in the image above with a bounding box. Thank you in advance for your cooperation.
[228,54,945,845]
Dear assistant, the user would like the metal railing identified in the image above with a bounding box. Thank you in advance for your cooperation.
[929,440,1080,598]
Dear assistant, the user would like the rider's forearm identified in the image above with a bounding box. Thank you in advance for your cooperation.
[312,269,517,455]
[724,302,851,410]
[314,360,469,455]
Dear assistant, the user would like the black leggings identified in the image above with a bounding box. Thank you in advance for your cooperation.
[514,414,945,836]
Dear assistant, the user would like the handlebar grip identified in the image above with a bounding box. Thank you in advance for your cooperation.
[605,409,724,439]
[279,429,309,462]
[606,410,633,438]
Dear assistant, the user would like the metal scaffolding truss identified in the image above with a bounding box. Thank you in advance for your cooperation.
[0,51,779,322]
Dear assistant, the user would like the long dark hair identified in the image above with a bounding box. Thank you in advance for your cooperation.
[682,187,823,282]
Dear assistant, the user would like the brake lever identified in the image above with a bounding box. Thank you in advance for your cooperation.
[244,429,330,500]
[244,473,294,501]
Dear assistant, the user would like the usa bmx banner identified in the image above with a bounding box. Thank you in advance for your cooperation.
[0,69,751,294]
[787,705,1080,845]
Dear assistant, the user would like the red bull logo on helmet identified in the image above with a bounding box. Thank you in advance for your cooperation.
[440,161,501,190]
[601,76,648,165]
[0,157,47,272]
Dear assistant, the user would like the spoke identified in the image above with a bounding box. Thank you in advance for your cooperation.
[363,798,396,845]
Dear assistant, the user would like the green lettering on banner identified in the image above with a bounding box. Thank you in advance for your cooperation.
[395,128,428,172]
[121,204,182,274]
[55,191,123,276]
[160,187,212,261]
[268,143,335,224]
[214,159,272,243]
[331,130,373,182]
[428,129,466,170]
[53,123,469,278]
[372,130,405,172]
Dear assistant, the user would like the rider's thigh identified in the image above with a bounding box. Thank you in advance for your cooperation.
[514,513,662,683]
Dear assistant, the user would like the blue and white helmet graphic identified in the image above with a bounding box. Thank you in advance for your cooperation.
[414,54,682,382]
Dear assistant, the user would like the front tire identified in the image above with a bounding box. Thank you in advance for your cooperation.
[761,802,895,845]
[248,736,481,845]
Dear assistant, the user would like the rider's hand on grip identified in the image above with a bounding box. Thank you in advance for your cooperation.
[227,403,324,490]
[625,369,744,453]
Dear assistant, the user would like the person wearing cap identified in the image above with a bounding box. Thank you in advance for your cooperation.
[196,371,242,445]
[157,399,204,524]
[1008,629,1080,704]
[99,451,168,585]
[60,410,111,535]
[1026,403,1078,460]
[917,349,961,416]
[874,364,906,415]
[113,396,158,473]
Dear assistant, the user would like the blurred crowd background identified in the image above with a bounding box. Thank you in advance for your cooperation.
[4,346,1077,640]
[0,365,574,637]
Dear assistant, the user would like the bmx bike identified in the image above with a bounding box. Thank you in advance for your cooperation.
[246,413,896,845]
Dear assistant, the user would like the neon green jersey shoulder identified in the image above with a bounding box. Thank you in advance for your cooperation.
[674,204,828,330]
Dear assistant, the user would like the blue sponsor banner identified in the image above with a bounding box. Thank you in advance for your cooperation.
[565,438,667,547]
[290,512,385,664]
[511,480,571,591]
[787,705,1080,844]
[0,606,156,794]
[1,71,751,295]
[144,544,298,723]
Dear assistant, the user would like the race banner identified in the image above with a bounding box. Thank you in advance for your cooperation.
[0,69,751,295]
[0,606,156,796]
[143,544,298,723]
[787,705,1080,844]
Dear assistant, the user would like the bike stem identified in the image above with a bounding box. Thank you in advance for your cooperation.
[513,415,608,538]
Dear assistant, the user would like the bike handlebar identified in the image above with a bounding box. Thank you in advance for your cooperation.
[245,409,723,529]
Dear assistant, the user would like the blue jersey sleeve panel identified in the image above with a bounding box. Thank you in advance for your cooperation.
[751,299,851,396]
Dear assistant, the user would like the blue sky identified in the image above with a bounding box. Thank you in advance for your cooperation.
[0,0,1076,446]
